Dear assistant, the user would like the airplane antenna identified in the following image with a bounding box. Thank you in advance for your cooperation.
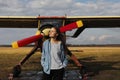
[65,14,67,17]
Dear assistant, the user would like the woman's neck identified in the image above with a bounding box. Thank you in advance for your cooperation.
[50,38,59,43]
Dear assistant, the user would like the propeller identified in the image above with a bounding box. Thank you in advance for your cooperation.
[12,20,83,48]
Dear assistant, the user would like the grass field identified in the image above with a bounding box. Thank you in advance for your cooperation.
[0,47,120,80]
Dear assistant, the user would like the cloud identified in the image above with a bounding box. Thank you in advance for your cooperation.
[0,28,36,45]
[0,0,24,15]
[66,28,120,45]
[98,34,120,44]
[98,35,112,41]
[0,0,120,16]
[0,0,120,45]
[27,0,72,9]
[89,36,96,41]
[105,28,120,33]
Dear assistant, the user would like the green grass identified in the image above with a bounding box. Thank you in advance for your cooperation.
[0,47,120,80]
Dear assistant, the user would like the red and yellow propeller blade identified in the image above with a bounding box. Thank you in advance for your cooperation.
[12,20,83,48]
[12,34,43,48]
[60,20,83,33]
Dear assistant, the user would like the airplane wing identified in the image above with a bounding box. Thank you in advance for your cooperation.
[66,16,120,28]
[0,16,38,28]
[0,16,120,37]
[0,16,120,28]
[0,16,66,28]
[66,16,120,37]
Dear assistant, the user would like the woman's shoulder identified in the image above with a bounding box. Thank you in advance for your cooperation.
[43,39,50,45]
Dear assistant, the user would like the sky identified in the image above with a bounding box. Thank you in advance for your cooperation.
[0,0,120,45]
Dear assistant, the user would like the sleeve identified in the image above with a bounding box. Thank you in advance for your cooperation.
[61,42,68,68]
[63,54,68,68]
[41,42,45,67]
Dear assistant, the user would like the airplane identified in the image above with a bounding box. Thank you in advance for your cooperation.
[0,15,120,79]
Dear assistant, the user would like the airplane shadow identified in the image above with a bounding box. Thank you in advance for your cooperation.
[68,56,120,76]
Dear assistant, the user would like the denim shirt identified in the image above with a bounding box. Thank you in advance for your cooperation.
[41,39,68,74]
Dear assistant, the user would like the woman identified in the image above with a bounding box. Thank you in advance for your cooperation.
[41,26,68,80]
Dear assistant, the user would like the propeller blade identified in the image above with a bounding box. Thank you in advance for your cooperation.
[12,20,83,48]
[12,34,43,48]
[60,20,83,33]
[72,27,85,38]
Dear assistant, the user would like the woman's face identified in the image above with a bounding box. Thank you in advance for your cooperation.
[49,27,58,38]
